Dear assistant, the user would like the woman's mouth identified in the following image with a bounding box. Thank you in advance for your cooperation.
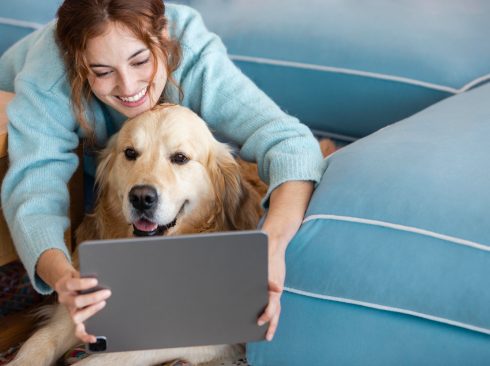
[115,87,148,107]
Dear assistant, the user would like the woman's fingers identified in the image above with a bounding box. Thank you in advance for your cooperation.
[258,297,276,325]
[73,300,107,325]
[62,277,98,293]
[257,290,282,340]
[59,287,110,312]
[75,322,97,344]
[70,277,98,291]
[73,289,112,309]
[266,307,281,341]
[56,276,97,304]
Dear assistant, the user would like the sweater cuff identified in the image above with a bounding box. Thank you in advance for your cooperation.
[12,216,71,295]
[262,154,327,208]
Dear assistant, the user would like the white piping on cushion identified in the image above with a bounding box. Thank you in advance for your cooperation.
[284,286,490,335]
[460,73,490,92]
[230,54,490,95]
[303,214,490,252]
[0,17,44,30]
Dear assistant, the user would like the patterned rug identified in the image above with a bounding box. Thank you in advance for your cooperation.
[0,261,44,317]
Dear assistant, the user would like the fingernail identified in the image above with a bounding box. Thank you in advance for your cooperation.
[99,301,106,308]
[102,290,112,297]
[258,320,265,326]
[266,333,273,341]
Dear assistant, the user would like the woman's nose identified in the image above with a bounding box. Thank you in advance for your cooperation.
[117,69,137,96]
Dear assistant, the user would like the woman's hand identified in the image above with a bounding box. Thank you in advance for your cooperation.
[257,245,286,341]
[37,249,112,343]
[55,270,112,343]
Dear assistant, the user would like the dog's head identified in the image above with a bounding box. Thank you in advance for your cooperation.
[94,104,261,238]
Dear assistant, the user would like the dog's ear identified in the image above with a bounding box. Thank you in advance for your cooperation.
[208,143,262,230]
[95,134,118,198]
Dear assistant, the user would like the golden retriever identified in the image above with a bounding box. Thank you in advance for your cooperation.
[10,104,335,366]
[9,104,267,366]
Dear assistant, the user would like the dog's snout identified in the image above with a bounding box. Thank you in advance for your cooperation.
[129,185,158,211]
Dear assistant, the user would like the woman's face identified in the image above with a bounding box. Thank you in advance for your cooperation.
[85,22,167,118]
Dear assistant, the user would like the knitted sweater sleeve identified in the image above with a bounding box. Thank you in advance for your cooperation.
[174,7,326,205]
[1,79,79,294]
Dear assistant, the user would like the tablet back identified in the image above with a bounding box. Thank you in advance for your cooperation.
[78,231,268,352]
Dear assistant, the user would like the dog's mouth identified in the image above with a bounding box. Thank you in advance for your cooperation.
[132,218,177,237]
[131,202,187,237]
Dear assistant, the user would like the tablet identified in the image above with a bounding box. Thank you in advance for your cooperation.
[78,230,268,353]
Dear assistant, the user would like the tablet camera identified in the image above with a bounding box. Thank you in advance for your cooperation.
[88,336,107,352]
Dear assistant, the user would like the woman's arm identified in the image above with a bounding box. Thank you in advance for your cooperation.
[262,181,314,252]
[257,180,314,341]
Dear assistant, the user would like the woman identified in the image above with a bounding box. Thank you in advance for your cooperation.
[0,0,325,344]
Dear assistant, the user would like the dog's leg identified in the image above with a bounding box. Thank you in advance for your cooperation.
[75,344,244,366]
[8,304,79,366]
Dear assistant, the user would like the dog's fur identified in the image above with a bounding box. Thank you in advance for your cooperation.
[9,105,267,366]
[10,105,335,366]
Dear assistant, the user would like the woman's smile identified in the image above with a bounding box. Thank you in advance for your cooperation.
[115,86,148,107]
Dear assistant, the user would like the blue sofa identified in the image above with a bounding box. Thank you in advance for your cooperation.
[2,1,490,365]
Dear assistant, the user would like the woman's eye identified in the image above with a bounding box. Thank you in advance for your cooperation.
[124,147,139,161]
[170,152,189,165]
[94,70,113,78]
[132,58,150,67]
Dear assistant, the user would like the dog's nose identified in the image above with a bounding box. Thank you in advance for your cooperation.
[129,185,158,211]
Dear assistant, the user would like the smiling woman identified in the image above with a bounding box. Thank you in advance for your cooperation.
[85,31,165,117]
[0,0,325,351]
[56,0,181,131]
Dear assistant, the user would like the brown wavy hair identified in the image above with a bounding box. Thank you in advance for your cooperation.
[56,0,182,134]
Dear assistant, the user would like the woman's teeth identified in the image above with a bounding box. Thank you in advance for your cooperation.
[118,87,147,103]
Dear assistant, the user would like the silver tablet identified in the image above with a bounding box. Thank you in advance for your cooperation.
[78,230,268,353]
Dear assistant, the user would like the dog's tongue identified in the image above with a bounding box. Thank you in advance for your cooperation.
[134,219,158,232]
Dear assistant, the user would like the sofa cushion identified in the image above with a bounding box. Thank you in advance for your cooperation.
[174,0,490,139]
[248,292,490,366]
[0,0,61,56]
[281,81,490,337]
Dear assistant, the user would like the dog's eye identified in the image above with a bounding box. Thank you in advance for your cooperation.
[124,147,139,161]
[170,152,189,165]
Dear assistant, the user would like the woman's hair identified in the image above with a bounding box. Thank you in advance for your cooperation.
[56,0,182,134]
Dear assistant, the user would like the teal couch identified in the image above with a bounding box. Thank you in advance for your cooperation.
[2,1,490,365]
[172,2,490,365]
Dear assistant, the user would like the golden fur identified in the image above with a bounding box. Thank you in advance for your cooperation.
[9,104,267,366]
[10,105,334,365]
[76,104,265,243]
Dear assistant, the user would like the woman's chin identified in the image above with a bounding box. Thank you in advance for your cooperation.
[114,101,152,118]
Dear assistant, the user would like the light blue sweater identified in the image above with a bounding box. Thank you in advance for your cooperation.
[0,4,325,294]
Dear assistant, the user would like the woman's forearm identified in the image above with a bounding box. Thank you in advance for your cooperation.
[262,180,314,253]
[36,248,76,289]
